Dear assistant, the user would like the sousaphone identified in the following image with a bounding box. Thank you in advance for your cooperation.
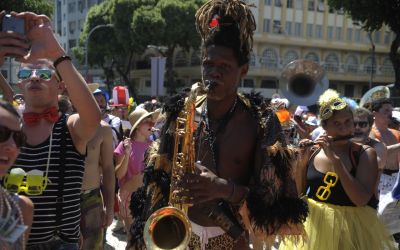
[279,59,329,106]
[359,85,390,108]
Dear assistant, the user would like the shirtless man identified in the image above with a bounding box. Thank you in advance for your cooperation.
[369,98,400,195]
[352,107,387,202]
[80,119,115,249]
[128,1,307,249]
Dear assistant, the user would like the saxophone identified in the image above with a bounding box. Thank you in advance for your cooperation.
[143,82,206,250]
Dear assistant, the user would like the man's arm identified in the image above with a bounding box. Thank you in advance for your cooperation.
[0,72,13,102]
[100,123,115,227]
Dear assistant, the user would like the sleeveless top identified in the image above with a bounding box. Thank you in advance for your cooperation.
[12,114,85,244]
[307,143,378,208]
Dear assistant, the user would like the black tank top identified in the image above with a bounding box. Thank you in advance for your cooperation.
[306,143,378,208]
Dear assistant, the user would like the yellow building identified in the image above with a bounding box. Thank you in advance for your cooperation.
[132,0,395,100]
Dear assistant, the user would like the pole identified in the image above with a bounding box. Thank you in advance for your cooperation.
[84,24,114,78]
[367,32,375,90]
[156,57,159,97]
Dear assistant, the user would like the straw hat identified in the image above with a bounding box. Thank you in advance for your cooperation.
[128,108,157,137]
[87,83,100,93]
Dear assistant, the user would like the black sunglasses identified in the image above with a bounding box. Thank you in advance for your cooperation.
[0,125,26,148]
[354,121,368,128]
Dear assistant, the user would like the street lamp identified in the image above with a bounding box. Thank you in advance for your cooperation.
[84,24,114,78]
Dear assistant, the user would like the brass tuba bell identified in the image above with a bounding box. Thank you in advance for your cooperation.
[359,85,390,108]
[279,59,329,106]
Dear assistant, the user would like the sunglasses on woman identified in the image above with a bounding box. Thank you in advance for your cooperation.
[0,125,26,148]
[17,68,61,81]
[354,121,368,128]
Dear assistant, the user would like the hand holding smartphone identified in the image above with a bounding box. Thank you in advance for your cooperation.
[2,14,25,34]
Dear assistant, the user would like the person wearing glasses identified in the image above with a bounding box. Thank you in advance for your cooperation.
[0,101,33,249]
[280,89,395,250]
[0,11,101,249]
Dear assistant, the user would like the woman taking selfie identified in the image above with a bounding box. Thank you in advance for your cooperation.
[280,90,395,250]
[0,101,33,249]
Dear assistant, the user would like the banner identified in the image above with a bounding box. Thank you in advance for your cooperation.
[151,57,166,97]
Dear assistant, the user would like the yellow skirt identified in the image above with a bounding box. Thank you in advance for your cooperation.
[279,198,396,250]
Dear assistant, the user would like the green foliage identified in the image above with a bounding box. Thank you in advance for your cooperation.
[328,0,400,33]
[1,0,53,17]
[77,0,203,97]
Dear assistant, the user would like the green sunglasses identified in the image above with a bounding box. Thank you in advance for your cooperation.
[17,68,61,81]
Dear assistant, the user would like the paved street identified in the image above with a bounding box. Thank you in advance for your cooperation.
[104,219,127,250]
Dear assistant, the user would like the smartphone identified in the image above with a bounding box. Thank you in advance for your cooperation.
[2,14,25,34]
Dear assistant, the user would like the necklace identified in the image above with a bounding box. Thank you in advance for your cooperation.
[199,96,238,175]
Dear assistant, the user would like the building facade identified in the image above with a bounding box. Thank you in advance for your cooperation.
[132,0,395,100]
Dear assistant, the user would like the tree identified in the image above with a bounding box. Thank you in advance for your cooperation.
[76,0,202,99]
[328,0,400,95]
[1,0,53,17]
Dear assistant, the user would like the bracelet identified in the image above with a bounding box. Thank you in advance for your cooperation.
[226,182,235,202]
[53,55,72,68]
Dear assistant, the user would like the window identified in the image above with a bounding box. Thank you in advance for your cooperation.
[327,26,333,40]
[294,22,302,36]
[78,0,85,12]
[361,85,369,95]
[345,55,358,73]
[190,50,201,66]
[261,48,279,68]
[336,27,342,40]
[265,0,272,5]
[355,29,361,42]
[344,84,354,97]
[175,51,188,67]
[63,13,66,21]
[305,52,319,63]
[250,53,256,67]
[273,20,282,34]
[315,25,322,38]
[364,57,376,74]
[381,57,394,74]
[308,0,315,10]
[282,50,299,65]
[295,0,303,9]
[307,24,313,37]
[88,0,96,8]
[68,2,76,13]
[285,21,292,35]
[384,32,391,45]
[275,0,282,7]
[287,0,294,8]
[261,80,277,89]
[317,0,325,12]
[242,79,254,88]
[68,21,76,34]
[374,31,381,44]
[145,80,151,87]
[263,18,270,32]
[347,28,353,41]
[324,53,339,72]
[68,39,76,49]
[63,27,66,36]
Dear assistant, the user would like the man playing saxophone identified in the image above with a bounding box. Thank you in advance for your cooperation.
[128,1,308,249]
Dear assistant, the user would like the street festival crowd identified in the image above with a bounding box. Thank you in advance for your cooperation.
[1,1,400,250]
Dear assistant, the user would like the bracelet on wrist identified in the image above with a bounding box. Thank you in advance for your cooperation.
[53,55,72,69]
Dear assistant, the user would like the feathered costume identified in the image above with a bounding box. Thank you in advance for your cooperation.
[128,1,308,248]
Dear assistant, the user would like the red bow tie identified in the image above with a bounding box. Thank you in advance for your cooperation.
[23,107,59,126]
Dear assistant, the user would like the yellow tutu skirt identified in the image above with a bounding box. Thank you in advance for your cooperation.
[279,198,396,250]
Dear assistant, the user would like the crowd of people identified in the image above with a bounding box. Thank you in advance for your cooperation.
[1,1,400,249]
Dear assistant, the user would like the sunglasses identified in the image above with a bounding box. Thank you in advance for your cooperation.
[354,121,368,128]
[3,168,49,196]
[17,68,61,81]
[0,125,26,148]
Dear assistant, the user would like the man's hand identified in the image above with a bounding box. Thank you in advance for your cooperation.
[12,11,65,62]
[176,162,230,204]
[102,208,114,228]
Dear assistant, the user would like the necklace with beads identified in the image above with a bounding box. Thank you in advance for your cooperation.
[196,96,238,176]
[0,186,25,250]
